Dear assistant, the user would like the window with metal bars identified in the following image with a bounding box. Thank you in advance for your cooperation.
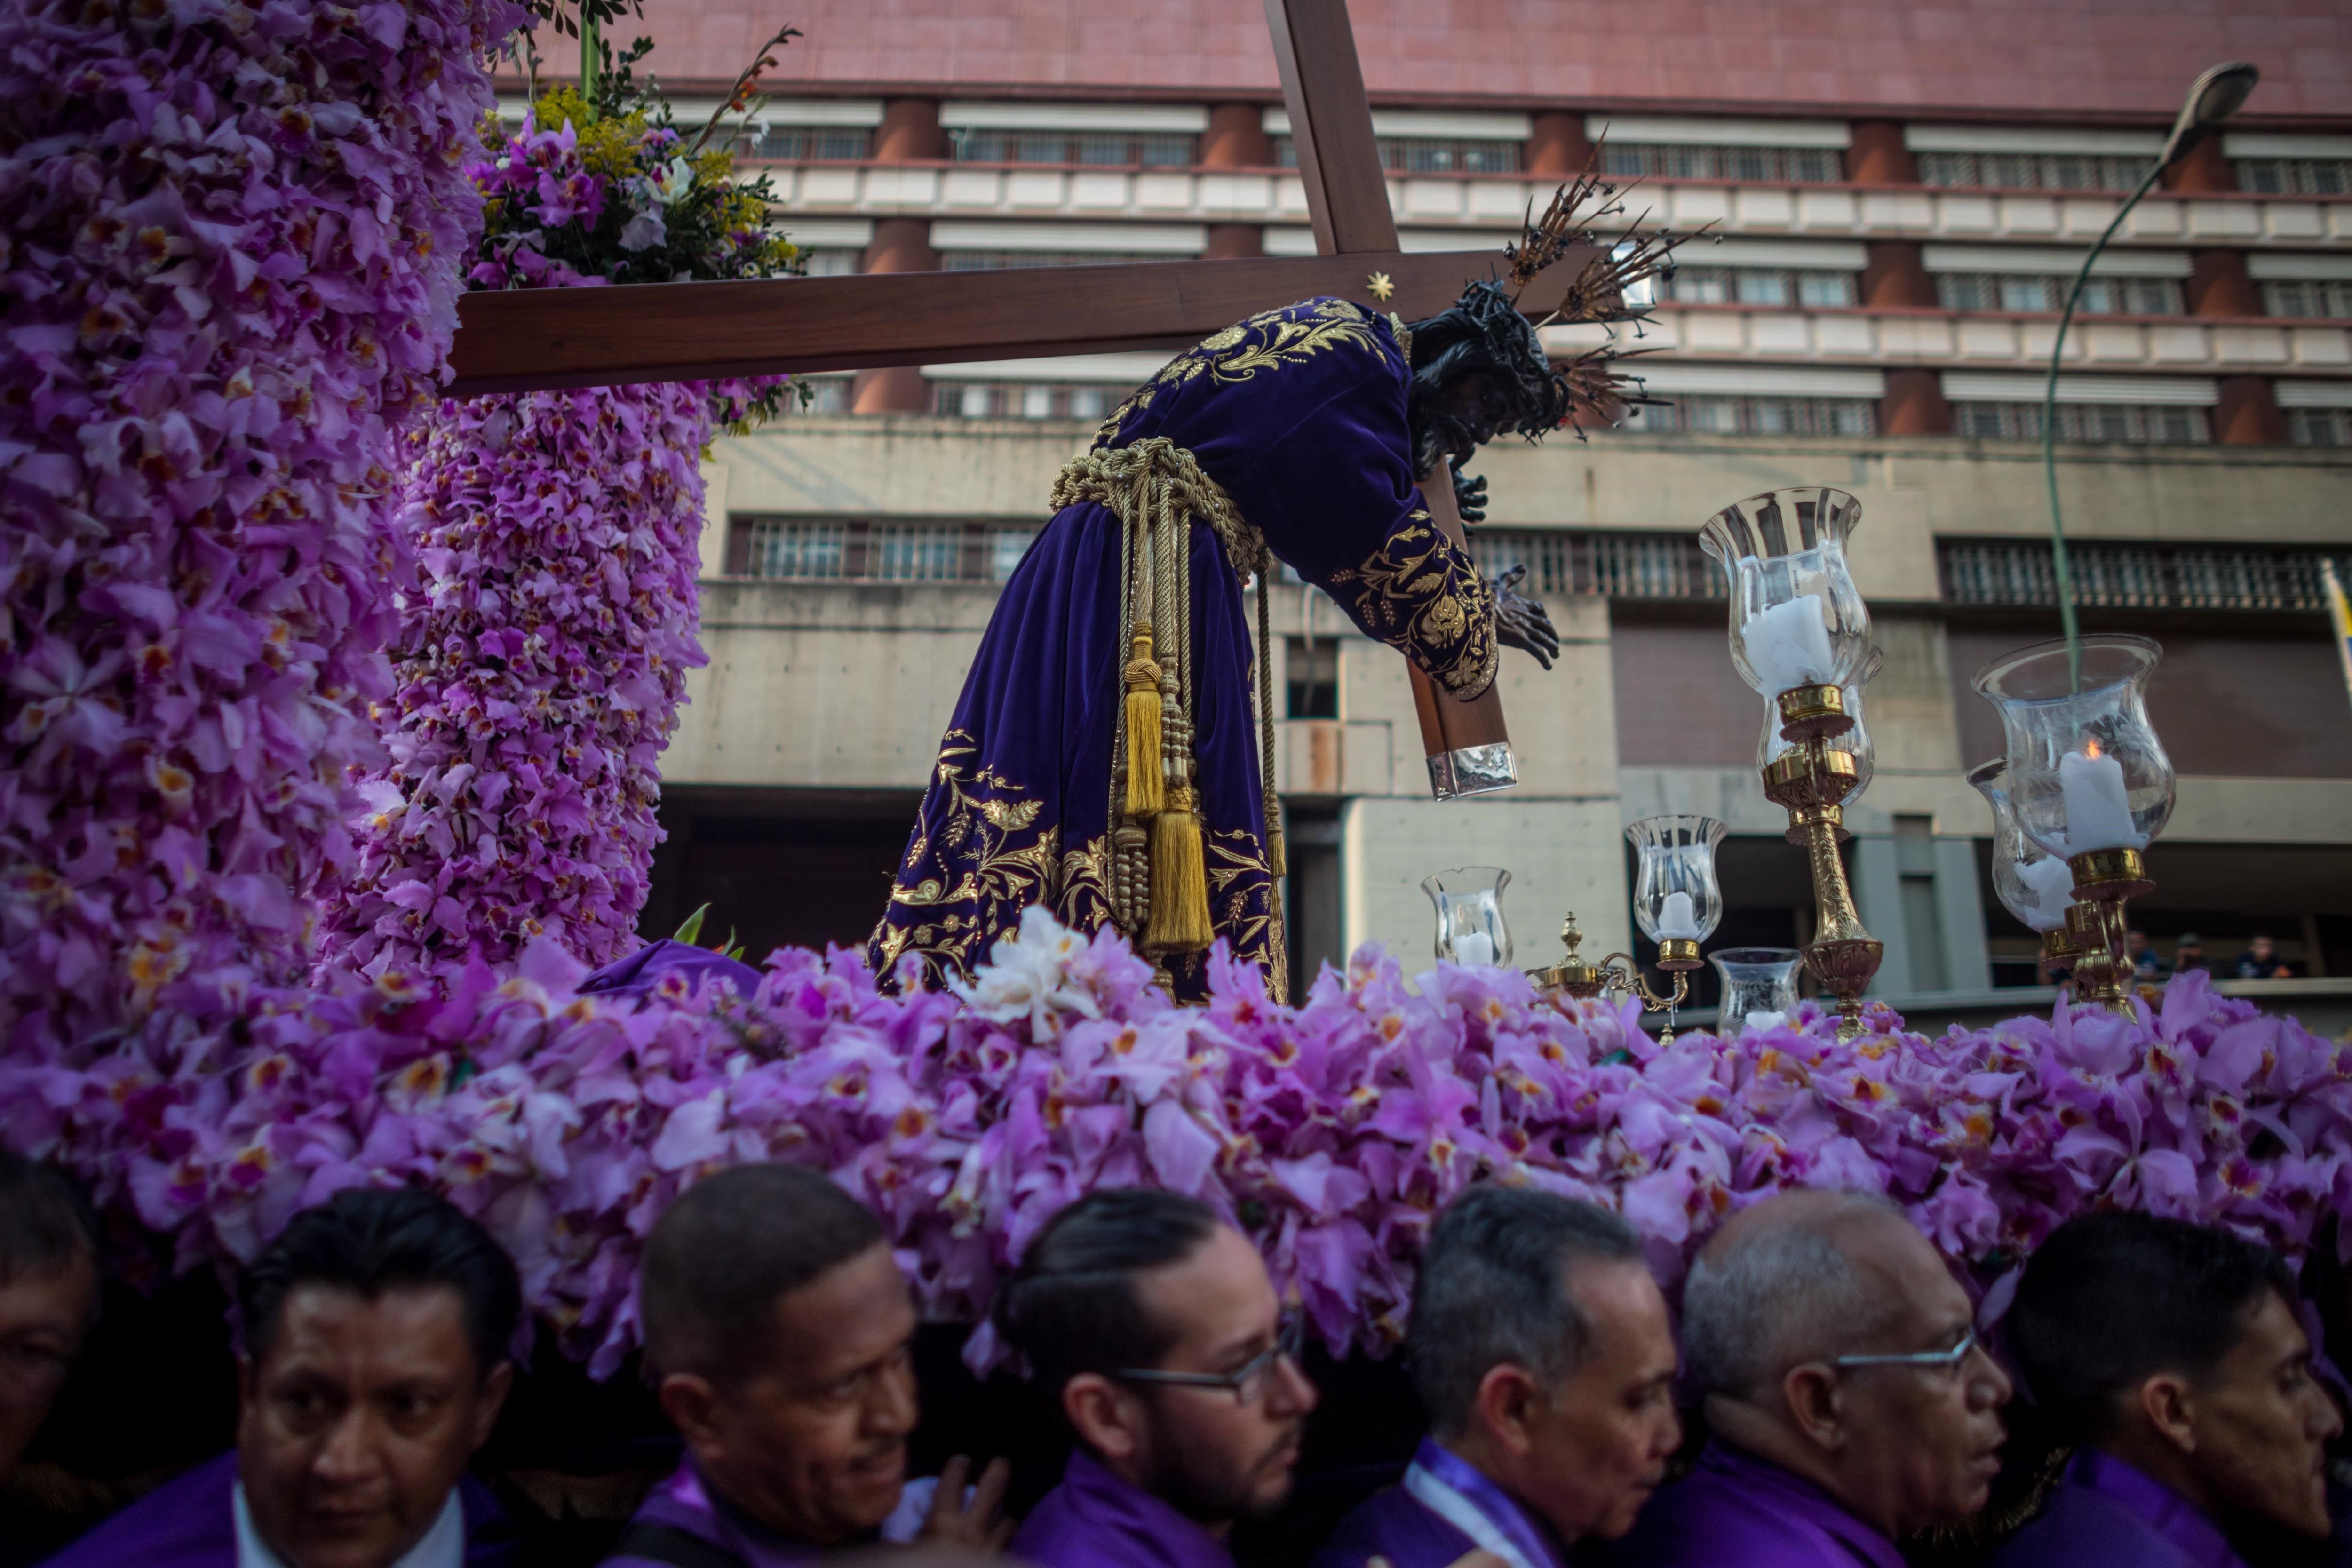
[937,251,1171,272]
[1952,402,2209,444]
[2261,279,2352,320]
[1935,273,2183,315]
[1619,397,1877,437]
[951,131,1196,166]
[1272,135,1523,175]
[796,248,862,277]
[1285,638,1340,718]
[728,519,1047,582]
[1916,151,2147,192]
[1600,143,1843,184]
[2235,159,2352,196]
[871,525,964,581]
[1939,540,2352,613]
[2288,408,2352,447]
[743,127,872,161]
[776,379,852,415]
[741,520,847,579]
[1661,266,1858,308]
[930,382,1119,421]
[1461,532,1723,601]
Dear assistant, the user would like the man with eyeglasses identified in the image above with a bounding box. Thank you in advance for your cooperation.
[1607,1190,2011,1567]
[1992,1212,2341,1568]
[994,1188,1319,1568]
[1314,1186,1681,1568]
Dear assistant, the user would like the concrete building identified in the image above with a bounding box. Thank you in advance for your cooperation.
[561,1,2352,1025]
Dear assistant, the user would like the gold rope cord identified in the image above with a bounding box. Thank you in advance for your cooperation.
[1052,440,1287,1000]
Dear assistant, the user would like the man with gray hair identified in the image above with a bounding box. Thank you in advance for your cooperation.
[1312,1184,1680,1568]
[1608,1190,2010,1567]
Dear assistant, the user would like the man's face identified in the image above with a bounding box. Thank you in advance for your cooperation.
[2126,932,2147,956]
[1435,370,1512,463]
[1517,1260,1682,1542]
[2183,1289,2339,1537]
[1826,1219,2011,1537]
[2253,936,2276,960]
[683,1242,919,1544]
[237,1285,509,1568]
[0,1252,97,1484]
[1129,1226,1319,1527]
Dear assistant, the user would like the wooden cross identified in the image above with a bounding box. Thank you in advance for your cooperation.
[448,0,1563,780]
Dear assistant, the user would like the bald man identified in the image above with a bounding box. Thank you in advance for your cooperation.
[1606,1191,2011,1567]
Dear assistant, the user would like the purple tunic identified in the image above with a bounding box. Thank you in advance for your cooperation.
[869,299,1498,999]
[1312,1439,1569,1568]
[1605,1441,1902,1568]
[594,1461,866,1568]
[37,1451,513,1568]
[578,939,763,1005]
[1009,1449,1237,1568]
[1989,1449,2248,1568]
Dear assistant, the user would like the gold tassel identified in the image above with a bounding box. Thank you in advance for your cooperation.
[1146,785,1213,952]
[1122,625,1164,819]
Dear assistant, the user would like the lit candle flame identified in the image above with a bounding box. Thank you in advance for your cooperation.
[2082,737,2103,761]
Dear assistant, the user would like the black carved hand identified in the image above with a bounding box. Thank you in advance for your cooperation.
[1492,565,1558,670]
[1450,461,1488,524]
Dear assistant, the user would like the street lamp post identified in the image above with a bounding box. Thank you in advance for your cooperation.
[2042,62,2261,688]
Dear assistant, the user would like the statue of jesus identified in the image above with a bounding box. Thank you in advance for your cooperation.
[870,200,1668,1000]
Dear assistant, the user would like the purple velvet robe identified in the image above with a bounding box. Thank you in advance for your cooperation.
[1311,1439,1569,1568]
[869,300,1498,998]
[1989,1449,2249,1568]
[1603,1441,1902,1568]
[1008,1449,1238,1568]
[36,1451,514,1568]
[577,938,763,1006]
[594,1461,832,1568]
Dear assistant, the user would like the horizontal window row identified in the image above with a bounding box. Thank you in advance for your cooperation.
[950,130,1196,167]
[1658,265,1858,309]
[1940,540,2352,613]
[2292,407,2352,446]
[2262,279,2352,320]
[1935,273,2183,317]
[728,519,1041,582]
[1602,143,1843,185]
[1954,402,2210,444]
[2236,158,2352,197]
[1272,135,1523,175]
[1619,395,1877,437]
[932,382,1119,420]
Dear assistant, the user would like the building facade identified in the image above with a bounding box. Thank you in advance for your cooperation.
[564,2,2352,1021]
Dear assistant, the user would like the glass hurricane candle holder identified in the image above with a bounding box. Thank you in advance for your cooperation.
[1627,815,1726,965]
[1422,866,1513,967]
[1760,644,1882,808]
[1711,947,1804,1035]
[1967,758,2089,987]
[1973,635,2173,1016]
[1700,487,1874,703]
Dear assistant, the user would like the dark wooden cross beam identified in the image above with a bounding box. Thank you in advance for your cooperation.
[447,0,1544,777]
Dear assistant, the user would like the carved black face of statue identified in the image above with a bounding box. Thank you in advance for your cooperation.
[1403,279,1569,480]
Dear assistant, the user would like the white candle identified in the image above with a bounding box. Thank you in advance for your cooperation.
[1656,890,1702,941]
[2016,854,2078,931]
[1742,1009,1788,1035]
[1740,596,1837,695]
[2058,746,2141,852]
[1454,932,1495,967]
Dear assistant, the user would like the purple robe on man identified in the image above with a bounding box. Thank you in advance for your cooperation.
[1989,1449,2249,1568]
[1312,1439,1569,1568]
[36,1451,514,1568]
[869,299,1497,999]
[1009,1448,1238,1568]
[593,1458,937,1568]
[1603,1441,1902,1568]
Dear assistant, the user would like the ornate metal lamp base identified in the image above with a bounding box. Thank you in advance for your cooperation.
[2064,849,2150,1017]
[1762,684,1884,1040]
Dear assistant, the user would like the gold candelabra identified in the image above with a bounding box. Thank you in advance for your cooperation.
[2060,848,2153,1015]
[1531,914,1706,1043]
[1759,683,1883,1039]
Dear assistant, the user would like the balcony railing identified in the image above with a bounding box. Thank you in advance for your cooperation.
[1939,539,2352,612]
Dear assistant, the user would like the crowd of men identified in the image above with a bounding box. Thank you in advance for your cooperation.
[2,1148,2348,1568]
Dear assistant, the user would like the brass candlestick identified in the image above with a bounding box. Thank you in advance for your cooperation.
[2062,847,2153,1016]
[1760,683,1883,1039]
[1530,914,1704,1043]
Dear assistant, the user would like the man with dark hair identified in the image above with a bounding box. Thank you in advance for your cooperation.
[1609,1190,2011,1568]
[0,1151,100,1494]
[1314,1186,1679,1568]
[46,1185,521,1568]
[598,1163,1007,1567]
[1992,1212,2340,1567]
[997,1188,1319,1568]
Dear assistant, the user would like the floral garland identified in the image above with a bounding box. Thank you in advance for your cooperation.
[8,910,2345,1378]
[318,69,794,979]
[318,380,713,977]
[0,0,522,1060]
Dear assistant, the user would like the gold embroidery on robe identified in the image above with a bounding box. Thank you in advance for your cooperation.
[1094,298,1391,446]
[1322,509,1500,699]
[872,732,1058,985]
